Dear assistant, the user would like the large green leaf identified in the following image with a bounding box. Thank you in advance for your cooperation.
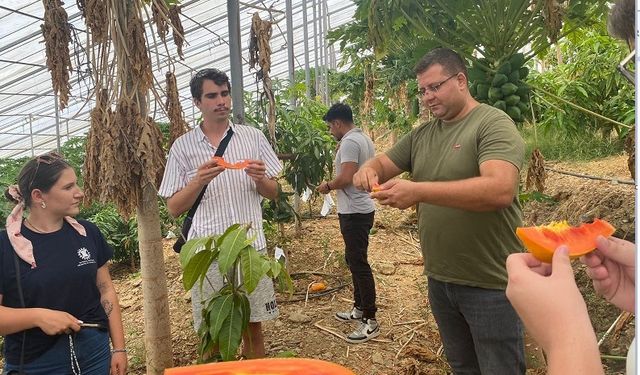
[236,293,251,333]
[218,296,244,361]
[239,246,271,294]
[179,236,213,268]
[217,225,251,274]
[206,294,234,344]
[182,250,214,290]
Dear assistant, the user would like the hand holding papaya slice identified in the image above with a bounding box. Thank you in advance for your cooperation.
[212,156,249,170]
[516,219,615,263]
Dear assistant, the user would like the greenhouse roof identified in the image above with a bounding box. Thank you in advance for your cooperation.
[0,0,356,159]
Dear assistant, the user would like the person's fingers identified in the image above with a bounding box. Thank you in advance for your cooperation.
[580,249,604,268]
[584,264,610,281]
[596,236,635,266]
[550,246,575,279]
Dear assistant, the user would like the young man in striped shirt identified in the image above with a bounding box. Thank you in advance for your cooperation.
[159,68,281,359]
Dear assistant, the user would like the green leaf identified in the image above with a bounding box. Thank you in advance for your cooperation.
[236,293,251,332]
[239,246,271,294]
[218,297,244,361]
[179,236,213,268]
[182,250,214,290]
[217,225,251,274]
[206,294,235,343]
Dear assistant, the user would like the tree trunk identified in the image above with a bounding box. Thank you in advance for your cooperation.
[136,184,174,373]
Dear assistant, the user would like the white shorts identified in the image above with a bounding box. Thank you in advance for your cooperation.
[191,255,279,330]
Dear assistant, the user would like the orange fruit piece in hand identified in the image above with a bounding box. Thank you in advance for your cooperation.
[371,183,383,192]
[213,156,249,170]
[516,219,615,263]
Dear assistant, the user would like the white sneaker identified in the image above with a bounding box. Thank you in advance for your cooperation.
[346,319,380,343]
[335,307,363,322]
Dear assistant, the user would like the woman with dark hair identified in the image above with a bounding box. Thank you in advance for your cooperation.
[0,152,127,375]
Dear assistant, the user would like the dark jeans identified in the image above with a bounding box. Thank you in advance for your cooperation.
[339,211,376,319]
[4,328,111,375]
[428,277,525,375]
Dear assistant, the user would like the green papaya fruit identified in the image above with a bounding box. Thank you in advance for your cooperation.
[493,100,507,112]
[488,87,503,102]
[497,62,512,75]
[508,53,526,69]
[505,94,521,106]
[506,106,522,120]
[516,84,530,98]
[517,101,529,113]
[518,67,529,79]
[501,82,518,96]
[508,71,520,83]
[492,73,508,87]
[476,83,490,100]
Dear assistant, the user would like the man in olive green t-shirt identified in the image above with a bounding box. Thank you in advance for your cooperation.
[353,48,526,375]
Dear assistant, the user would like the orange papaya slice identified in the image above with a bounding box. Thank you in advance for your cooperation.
[213,156,249,170]
[164,358,356,375]
[516,219,615,263]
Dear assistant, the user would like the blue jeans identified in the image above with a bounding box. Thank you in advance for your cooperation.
[4,329,110,375]
[428,277,525,375]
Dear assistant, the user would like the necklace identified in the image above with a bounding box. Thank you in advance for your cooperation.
[24,218,54,234]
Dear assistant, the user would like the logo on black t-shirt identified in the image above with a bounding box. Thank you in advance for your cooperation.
[77,247,96,267]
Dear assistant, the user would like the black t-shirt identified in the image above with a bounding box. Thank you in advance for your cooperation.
[0,219,113,364]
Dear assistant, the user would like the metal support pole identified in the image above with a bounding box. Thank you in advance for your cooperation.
[317,0,324,102]
[227,0,245,124]
[54,92,61,151]
[322,0,330,104]
[301,0,311,98]
[285,0,296,107]
[312,0,319,97]
[28,115,34,157]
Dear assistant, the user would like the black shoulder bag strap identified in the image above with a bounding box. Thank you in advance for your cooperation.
[173,127,235,252]
[13,249,27,374]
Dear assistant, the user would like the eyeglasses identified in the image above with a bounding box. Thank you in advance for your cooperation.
[618,49,635,85]
[418,73,459,96]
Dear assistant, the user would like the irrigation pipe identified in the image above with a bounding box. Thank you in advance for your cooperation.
[544,167,635,185]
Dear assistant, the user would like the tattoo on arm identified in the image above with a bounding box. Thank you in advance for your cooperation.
[102,300,113,317]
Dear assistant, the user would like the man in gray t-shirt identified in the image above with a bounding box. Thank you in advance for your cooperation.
[317,103,378,343]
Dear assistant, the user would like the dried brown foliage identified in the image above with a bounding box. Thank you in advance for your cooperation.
[127,12,153,93]
[624,126,635,180]
[83,88,111,204]
[249,13,276,146]
[84,0,108,43]
[541,0,564,43]
[137,116,166,190]
[41,0,72,109]
[168,5,185,59]
[526,148,547,192]
[152,0,170,40]
[165,71,189,147]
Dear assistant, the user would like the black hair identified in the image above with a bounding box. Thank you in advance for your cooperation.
[4,152,72,208]
[189,68,232,100]
[414,48,468,78]
[323,102,354,123]
[608,0,635,46]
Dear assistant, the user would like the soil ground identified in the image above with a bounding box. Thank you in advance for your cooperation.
[114,154,634,374]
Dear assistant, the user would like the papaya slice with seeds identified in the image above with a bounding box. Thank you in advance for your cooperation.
[213,156,249,170]
[516,219,615,263]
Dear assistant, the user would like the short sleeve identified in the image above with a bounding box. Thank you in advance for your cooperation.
[386,128,416,172]
[83,221,113,267]
[477,114,525,171]
[339,139,360,164]
[258,131,282,178]
[158,143,190,198]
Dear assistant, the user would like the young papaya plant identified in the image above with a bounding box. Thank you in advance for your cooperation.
[179,224,293,361]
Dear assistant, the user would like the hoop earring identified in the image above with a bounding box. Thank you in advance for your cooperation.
[41,201,46,209]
